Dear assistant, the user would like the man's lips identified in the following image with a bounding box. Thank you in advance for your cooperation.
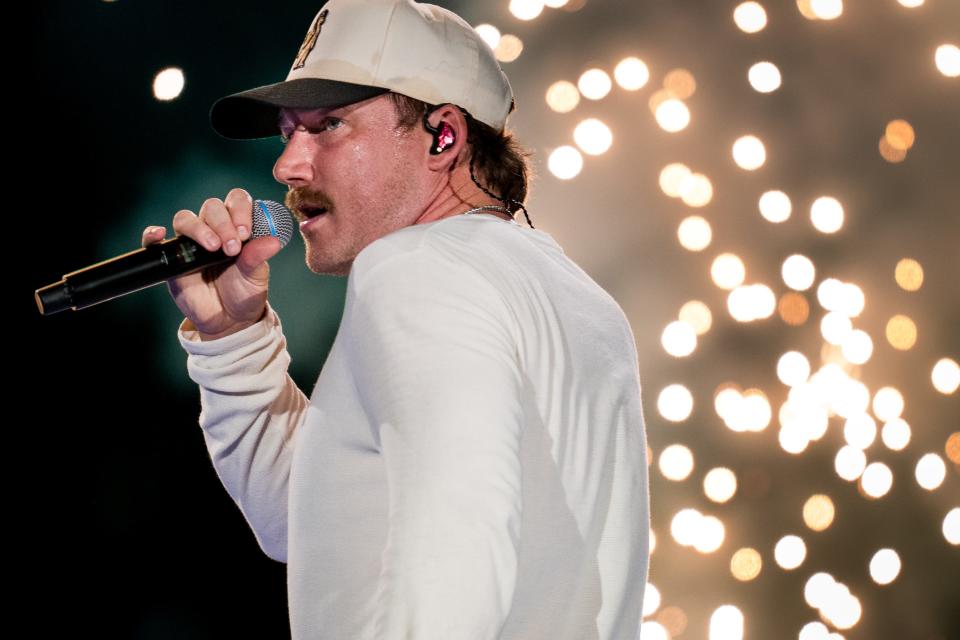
[296,205,329,222]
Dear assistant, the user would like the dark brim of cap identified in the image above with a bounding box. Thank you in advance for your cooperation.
[209,78,391,140]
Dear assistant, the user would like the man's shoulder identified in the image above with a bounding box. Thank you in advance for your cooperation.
[352,216,502,280]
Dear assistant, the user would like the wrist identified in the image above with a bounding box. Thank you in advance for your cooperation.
[192,307,268,341]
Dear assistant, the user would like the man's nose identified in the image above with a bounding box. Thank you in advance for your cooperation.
[273,132,316,187]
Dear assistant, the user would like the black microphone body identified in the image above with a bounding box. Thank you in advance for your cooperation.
[35,199,294,315]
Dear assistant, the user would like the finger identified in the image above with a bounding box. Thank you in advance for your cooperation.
[141,225,166,248]
[173,208,221,252]
[224,188,254,242]
[234,235,283,277]
[198,197,242,257]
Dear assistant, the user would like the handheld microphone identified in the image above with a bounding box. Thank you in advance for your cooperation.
[35,199,295,316]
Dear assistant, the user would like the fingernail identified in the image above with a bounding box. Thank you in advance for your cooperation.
[205,234,219,250]
[237,225,248,239]
[226,239,239,254]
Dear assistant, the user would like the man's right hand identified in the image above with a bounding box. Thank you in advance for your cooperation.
[142,188,284,341]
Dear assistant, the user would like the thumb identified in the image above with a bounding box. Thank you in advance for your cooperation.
[234,235,284,277]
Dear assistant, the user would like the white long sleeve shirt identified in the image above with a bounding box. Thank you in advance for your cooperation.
[177,212,650,639]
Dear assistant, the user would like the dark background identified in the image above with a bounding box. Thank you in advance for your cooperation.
[25,1,959,638]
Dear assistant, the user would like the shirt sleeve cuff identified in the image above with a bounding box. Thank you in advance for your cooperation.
[176,301,279,356]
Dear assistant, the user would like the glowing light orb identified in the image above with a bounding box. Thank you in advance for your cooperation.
[711,254,747,290]
[152,67,185,101]
[659,444,695,481]
[709,605,744,640]
[680,173,714,207]
[777,351,811,387]
[782,254,815,290]
[730,547,762,581]
[473,24,501,50]
[916,453,947,490]
[885,315,917,350]
[810,196,844,233]
[573,118,613,155]
[894,258,923,291]
[678,216,713,251]
[614,57,650,90]
[759,190,791,222]
[733,2,767,33]
[803,494,835,531]
[835,446,867,481]
[509,0,544,21]
[578,68,612,100]
[881,418,911,451]
[547,146,583,179]
[932,358,960,394]
[545,80,580,113]
[680,300,713,334]
[732,135,766,170]
[704,467,738,503]
[655,99,691,132]
[811,0,843,20]
[748,61,782,92]
[944,508,960,545]
[662,321,697,357]
[935,44,960,78]
[861,462,893,498]
[658,384,694,422]
[774,535,806,569]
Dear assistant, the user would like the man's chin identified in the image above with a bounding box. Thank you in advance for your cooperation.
[304,254,351,277]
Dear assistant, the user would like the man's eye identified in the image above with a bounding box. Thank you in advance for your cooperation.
[279,118,342,143]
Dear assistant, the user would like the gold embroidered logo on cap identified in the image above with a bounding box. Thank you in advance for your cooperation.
[292,9,328,70]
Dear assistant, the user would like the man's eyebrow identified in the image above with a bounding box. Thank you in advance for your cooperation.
[279,105,347,124]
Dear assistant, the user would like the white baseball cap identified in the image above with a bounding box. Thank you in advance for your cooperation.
[210,0,516,139]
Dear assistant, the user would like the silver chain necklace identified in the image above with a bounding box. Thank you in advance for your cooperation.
[462,204,514,218]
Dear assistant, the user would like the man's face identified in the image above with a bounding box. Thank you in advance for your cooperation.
[273,93,427,276]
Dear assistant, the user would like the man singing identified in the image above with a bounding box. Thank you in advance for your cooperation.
[143,1,650,637]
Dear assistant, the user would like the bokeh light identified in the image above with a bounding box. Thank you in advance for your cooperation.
[931,358,959,394]
[614,57,650,90]
[704,467,738,503]
[730,547,762,581]
[578,68,612,100]
[872,387,904,422]
[885,119,916,151]
[473,23,501,50]
[944,508,960,545]
[545,80,580,113]
[835,445,867,481]
[885,314,917,350]
[655,99,691,132]
[679,300,713,334]
[810,196,844,233]
[748,61,782,93]
[152,67,185,101]
[803,494,835,532]
[759,190,792,223]
[547,146,584,179]
[733,2,767,33]
[678,216,713,251]
[882,418,912,451]
[894,258,923,291]
[711,254,747,290]
[496,35,523,62]
[774,534,806,569]
[573,118,613,155]
[777,351,811,387]
[860,462,893,498]
[663,68,697,99]
[810,0,844,20]
[658,384,694,422]
[509,0,544,21]
[709,604,744,640]
[662,321,698,357]
[660,444,695,481]
[915,453,946,490]
[935,44,960,77]
[680,173,714,207]
[782,254,815,290]
[869,548,901,585]
[779,292,810,325]
[732,135,766,170]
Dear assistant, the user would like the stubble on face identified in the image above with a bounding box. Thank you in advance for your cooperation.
[282,106,424,278]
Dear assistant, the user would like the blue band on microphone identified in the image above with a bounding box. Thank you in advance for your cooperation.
[256,200,279,237]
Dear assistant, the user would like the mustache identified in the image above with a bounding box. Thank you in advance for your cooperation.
[285,189,334,219]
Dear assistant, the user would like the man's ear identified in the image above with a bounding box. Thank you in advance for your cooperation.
[423,104,468,171]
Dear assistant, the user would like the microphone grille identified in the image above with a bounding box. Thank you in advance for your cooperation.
[252,199,295,248]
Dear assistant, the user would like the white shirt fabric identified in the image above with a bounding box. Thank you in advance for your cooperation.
[177,212,650,639]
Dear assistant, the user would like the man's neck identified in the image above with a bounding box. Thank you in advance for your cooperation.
[414,166,509,224]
